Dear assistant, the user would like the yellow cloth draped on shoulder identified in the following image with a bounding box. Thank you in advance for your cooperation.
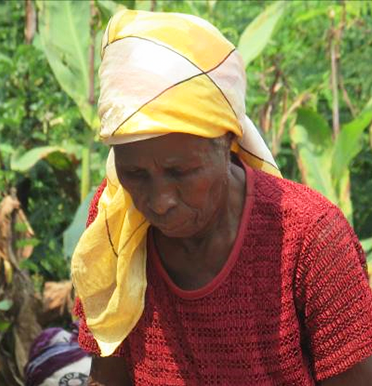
[71,9,281,357]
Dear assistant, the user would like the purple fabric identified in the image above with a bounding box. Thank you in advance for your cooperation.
[28,327,63,361]
[25,347,87,386]
[25,322,89,386]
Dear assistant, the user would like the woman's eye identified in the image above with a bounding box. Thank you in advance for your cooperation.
[123,169,148,179]
[168,167,198,177]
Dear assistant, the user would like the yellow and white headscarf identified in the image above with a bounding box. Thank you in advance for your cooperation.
[71,9,280,357]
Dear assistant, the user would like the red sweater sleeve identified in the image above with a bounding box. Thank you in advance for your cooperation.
[295,205,372,381]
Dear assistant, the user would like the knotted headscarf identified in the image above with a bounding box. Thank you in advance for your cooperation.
[71,9,280,357]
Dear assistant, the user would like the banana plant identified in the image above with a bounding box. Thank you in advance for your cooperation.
[10,146,77,172]
[238,1,287,67]
[35,0,123,201]
[290,101,372,223]
[35,0,97,202]
[63,190,95,259]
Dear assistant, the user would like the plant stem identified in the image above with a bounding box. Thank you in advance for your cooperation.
[274,93,309,156]
[339,75,357,117]
[329,4,346,138]
[24,0,36,45]
[330,14,340,138]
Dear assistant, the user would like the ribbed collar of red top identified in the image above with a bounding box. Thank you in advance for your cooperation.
[148,161,255,300]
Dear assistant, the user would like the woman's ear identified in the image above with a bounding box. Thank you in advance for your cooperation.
[225,132,234,149]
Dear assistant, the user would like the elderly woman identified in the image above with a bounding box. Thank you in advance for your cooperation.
[71,9,372,386]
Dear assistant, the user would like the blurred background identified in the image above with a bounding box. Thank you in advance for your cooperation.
[0,0,372,384]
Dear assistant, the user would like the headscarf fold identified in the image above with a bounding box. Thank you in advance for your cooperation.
[71,9,280,357]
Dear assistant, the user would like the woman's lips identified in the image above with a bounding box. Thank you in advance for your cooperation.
[151,220,188,233]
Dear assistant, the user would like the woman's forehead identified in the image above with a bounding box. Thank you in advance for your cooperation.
[114,133,215,165]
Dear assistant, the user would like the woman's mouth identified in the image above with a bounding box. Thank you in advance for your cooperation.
[151,219,190,236]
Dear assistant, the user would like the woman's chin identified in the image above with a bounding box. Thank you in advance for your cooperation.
[154,223,196,238]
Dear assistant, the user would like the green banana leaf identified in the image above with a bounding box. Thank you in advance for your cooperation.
[36,0,100,130]
[11,146,75,172]
[361,238,372,274]
[362,237,372,255]
[291,105,372,224]
[331,104,372,187]
[290,108,339,204]
[135,0,154,11]
[63,190,95,258]
[238,1,286,67]
[97,0,126,17]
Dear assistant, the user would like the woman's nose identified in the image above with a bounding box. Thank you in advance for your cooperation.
[147,179,177,215]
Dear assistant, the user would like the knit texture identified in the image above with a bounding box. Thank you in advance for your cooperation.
[75,164,372,385]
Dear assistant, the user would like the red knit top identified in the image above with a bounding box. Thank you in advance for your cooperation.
[75,164,372,385]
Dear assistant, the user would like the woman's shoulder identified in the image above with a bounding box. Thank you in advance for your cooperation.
[251,168,336,221]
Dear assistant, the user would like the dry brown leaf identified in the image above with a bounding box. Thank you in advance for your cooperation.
[0,192,35,270]
[0,193,41,385]
[41,281,74,325]
[14,209,34,261]
[0,194,20,267]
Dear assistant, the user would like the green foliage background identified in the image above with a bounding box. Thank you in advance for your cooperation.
[0,0,371,286]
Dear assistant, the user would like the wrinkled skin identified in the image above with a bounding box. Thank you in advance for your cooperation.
[113,133,246,290]
[113,133,241,239]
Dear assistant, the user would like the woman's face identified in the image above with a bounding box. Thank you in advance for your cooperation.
[114,133,230,238]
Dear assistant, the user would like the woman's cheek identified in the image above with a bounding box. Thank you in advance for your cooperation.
[120,180,147,209]
[177,176,216,209]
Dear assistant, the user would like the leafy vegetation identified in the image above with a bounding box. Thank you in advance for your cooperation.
[1,0,371,286]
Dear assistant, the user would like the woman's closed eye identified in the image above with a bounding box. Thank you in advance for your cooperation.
[166,167,200,179]
[122,168,149,179]
[120,166,201,181]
